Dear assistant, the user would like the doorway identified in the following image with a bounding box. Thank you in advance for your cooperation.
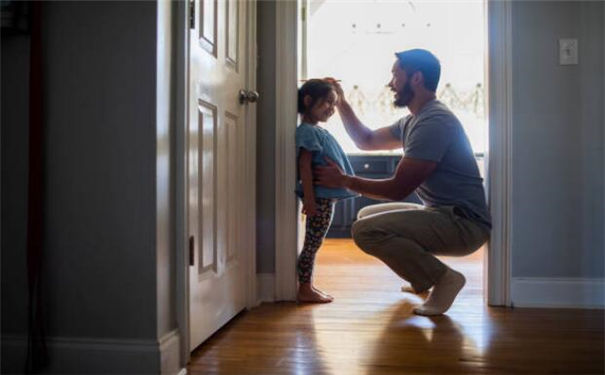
[299,0,489,301]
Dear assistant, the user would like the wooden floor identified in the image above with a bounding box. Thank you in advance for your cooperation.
[189,239,604,375]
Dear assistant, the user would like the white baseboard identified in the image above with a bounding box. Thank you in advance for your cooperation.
[257,273,275,303]
[511,277,605,308]
[159,330,182,375]
[2,330,182,374]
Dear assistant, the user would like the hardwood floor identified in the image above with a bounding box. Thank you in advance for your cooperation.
[189,239,604,375]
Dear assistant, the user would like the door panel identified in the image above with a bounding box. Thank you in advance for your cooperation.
[188,0,249,350]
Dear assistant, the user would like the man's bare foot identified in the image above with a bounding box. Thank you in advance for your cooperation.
[401,284,430,296]
[298,283,333,303]
[413,268,466,316]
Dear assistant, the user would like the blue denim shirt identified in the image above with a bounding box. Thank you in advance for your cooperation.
[295,123,358,200]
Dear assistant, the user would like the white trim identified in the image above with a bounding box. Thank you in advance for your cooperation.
[175,0,190,367]
[274,0,299,302]
[511,278,605,309]
[2,332,182,374]
[486,0,513,307]
[159,330,182,375]
[257,273,276,303]
[245,0,259,310]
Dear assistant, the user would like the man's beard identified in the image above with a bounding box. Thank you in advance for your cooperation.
[394,81,414,108]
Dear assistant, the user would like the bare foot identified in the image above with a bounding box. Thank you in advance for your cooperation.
[401,284,430,296]
[312,286,333,299]
[297,283,333,303]
[413,268,466,316]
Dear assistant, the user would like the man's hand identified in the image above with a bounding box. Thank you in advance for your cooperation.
[323,77,345,105]
[314,157,347,188]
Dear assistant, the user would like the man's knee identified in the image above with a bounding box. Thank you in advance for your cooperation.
[351,219,383,255]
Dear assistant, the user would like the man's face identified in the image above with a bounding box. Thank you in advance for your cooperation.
[388,60,414,108]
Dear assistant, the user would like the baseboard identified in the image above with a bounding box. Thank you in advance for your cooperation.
[511,277,605,308]
[159,330,182,375]
[257,273,275,303]
[1,330,182,374]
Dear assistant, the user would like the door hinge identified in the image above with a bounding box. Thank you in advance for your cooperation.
[189,0,195,29]
[189,236,195,266]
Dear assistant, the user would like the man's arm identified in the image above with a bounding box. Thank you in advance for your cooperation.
[315,157,437,201]
[328,79,402,151]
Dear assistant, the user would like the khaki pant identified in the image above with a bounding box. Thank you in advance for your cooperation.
[351,203,490,293]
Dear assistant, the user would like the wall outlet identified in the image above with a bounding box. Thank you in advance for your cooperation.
[559,38,578,65]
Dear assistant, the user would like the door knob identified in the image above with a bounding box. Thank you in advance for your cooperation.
[239,89,259,104]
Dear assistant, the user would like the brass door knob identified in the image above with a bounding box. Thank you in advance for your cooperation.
[239,89,259,104]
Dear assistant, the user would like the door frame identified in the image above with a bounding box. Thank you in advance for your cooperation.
[274,0,512,306]
[175,0,259,366]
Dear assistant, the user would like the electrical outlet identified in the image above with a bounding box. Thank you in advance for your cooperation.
[559,38,578,65]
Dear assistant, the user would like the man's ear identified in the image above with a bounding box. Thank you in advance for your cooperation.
[411,71,424,87]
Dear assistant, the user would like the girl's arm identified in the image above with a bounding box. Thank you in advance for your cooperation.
[298,149,318,216]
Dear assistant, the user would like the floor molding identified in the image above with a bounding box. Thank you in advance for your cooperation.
[159,330,182,375]
[511,277,605,308]
[2,330,181,374]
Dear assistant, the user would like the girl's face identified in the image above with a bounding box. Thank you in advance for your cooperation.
[307,90,338,123]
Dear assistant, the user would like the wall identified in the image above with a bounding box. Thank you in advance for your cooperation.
[256,1,277,274]
[510,1,604,307]
[1,30,31,351]
[1,1,179,372]
[511,1,604,279]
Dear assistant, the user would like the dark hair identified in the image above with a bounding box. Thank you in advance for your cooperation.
[395,49,441,92]
[297,79,334,114]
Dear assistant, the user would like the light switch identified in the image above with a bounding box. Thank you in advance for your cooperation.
[559,38,578,65]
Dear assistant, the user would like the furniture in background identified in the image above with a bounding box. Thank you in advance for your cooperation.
[327,154,421,238]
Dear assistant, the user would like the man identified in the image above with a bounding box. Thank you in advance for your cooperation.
[316,49,491,316]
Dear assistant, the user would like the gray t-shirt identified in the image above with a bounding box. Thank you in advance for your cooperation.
[389,99,491,228]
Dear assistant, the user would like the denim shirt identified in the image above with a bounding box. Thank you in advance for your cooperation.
[295,123,358,200]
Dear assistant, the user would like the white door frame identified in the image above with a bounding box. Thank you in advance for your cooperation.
[175,0,259,366]
[274,0,512,306]
[274,0,300,301]
[485,0,513,306]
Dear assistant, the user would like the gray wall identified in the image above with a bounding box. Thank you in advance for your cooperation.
[2,1,177,372]
[511,1,604,278]
[1,32,31,344]
[41,0,157,339]
[256,0,277,274]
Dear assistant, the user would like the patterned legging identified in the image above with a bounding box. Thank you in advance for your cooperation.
[298,197,335,283]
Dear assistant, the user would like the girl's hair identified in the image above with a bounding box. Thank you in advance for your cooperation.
[297,79,334,114]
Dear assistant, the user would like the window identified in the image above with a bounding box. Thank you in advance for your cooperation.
[304,0,487,155]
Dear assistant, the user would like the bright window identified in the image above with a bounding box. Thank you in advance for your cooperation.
[304,0,487,155]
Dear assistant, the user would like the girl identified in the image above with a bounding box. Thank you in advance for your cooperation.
[296,79,357,303]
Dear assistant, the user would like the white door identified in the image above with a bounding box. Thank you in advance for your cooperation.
[188,0,252,350]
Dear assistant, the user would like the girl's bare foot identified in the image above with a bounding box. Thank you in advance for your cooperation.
[312,286,333,299]
[297,283,333,303]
